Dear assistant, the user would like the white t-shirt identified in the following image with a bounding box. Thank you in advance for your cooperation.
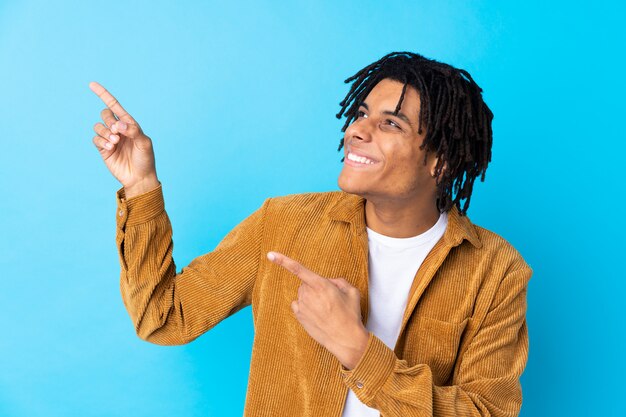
[341,211,449,417]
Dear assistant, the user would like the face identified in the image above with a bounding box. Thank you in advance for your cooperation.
[338,78,439,204]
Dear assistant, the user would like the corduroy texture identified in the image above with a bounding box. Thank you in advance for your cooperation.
[115,183,532,417]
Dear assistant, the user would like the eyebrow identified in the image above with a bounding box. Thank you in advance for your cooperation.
[360,102,414,127]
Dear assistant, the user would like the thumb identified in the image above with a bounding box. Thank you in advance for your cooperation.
[328,278,353,294]
[114,120,142,139]
[116,121,152,151]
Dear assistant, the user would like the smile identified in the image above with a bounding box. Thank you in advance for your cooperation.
[346,152,377,165]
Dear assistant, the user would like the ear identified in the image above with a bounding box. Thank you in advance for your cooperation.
[429,155,448,179]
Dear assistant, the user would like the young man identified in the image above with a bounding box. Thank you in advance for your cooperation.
[90,52,532,417]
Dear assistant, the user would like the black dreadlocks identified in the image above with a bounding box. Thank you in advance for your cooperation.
[336,51,493,216]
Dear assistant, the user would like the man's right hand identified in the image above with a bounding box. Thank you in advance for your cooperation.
[89,81,160,198]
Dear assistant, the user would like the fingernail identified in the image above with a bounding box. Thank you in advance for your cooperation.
[105,142,113,150]
[267,252,275,261]
[111,124,118,134]
[118,122,127,131]
[109,134,119,143]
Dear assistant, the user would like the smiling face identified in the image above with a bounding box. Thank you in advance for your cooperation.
[338,78,439,206]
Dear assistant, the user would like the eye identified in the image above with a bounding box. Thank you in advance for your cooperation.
[357,110,368,119]
[385,119,401,129]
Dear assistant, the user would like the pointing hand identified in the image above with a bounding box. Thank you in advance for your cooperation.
[89,82,159,197]
[267,251,370,370]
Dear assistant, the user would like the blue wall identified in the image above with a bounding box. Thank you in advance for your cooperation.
[0,1,623,416]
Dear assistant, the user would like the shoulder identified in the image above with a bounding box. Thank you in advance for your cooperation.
[265,190,346,217]
[470,222,533,277]
[259,191,352,245]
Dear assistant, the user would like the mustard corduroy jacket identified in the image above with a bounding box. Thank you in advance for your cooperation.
[115,183,532,417]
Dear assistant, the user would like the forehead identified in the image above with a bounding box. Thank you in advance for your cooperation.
[363,78,421,117]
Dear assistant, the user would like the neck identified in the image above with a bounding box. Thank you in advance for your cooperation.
[364,195,440,238]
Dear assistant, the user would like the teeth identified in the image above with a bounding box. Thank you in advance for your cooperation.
[348,152,375,165]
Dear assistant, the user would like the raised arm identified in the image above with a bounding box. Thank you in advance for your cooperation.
[90,83,268,344]
[114,185,269,345]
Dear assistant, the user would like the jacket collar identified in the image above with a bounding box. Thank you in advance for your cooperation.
[327,191,482,249]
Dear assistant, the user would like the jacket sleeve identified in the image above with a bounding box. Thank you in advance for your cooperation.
[338,266,532,417]
[115,182,269,345]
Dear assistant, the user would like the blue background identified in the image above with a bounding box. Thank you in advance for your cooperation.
[0,1,624,416]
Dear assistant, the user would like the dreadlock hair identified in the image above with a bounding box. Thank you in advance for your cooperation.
[336,51,493,216]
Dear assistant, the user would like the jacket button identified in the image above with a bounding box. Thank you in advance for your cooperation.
[355,381,364,389]
[118,210,124,217]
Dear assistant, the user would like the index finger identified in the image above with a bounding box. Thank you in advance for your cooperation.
[267,251,320,287]
[89,81,135,123]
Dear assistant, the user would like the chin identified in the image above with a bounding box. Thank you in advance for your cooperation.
[337,174,369,198]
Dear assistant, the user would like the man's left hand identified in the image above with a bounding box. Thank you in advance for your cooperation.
[267,251,370,370]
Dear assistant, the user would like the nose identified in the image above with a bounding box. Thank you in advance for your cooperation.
[345,117,373,144]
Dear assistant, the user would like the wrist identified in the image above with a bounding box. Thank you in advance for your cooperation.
[123,175,160,199]
[337,325,370,370]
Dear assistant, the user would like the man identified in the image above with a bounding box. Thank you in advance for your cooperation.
[90,51,532,417]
